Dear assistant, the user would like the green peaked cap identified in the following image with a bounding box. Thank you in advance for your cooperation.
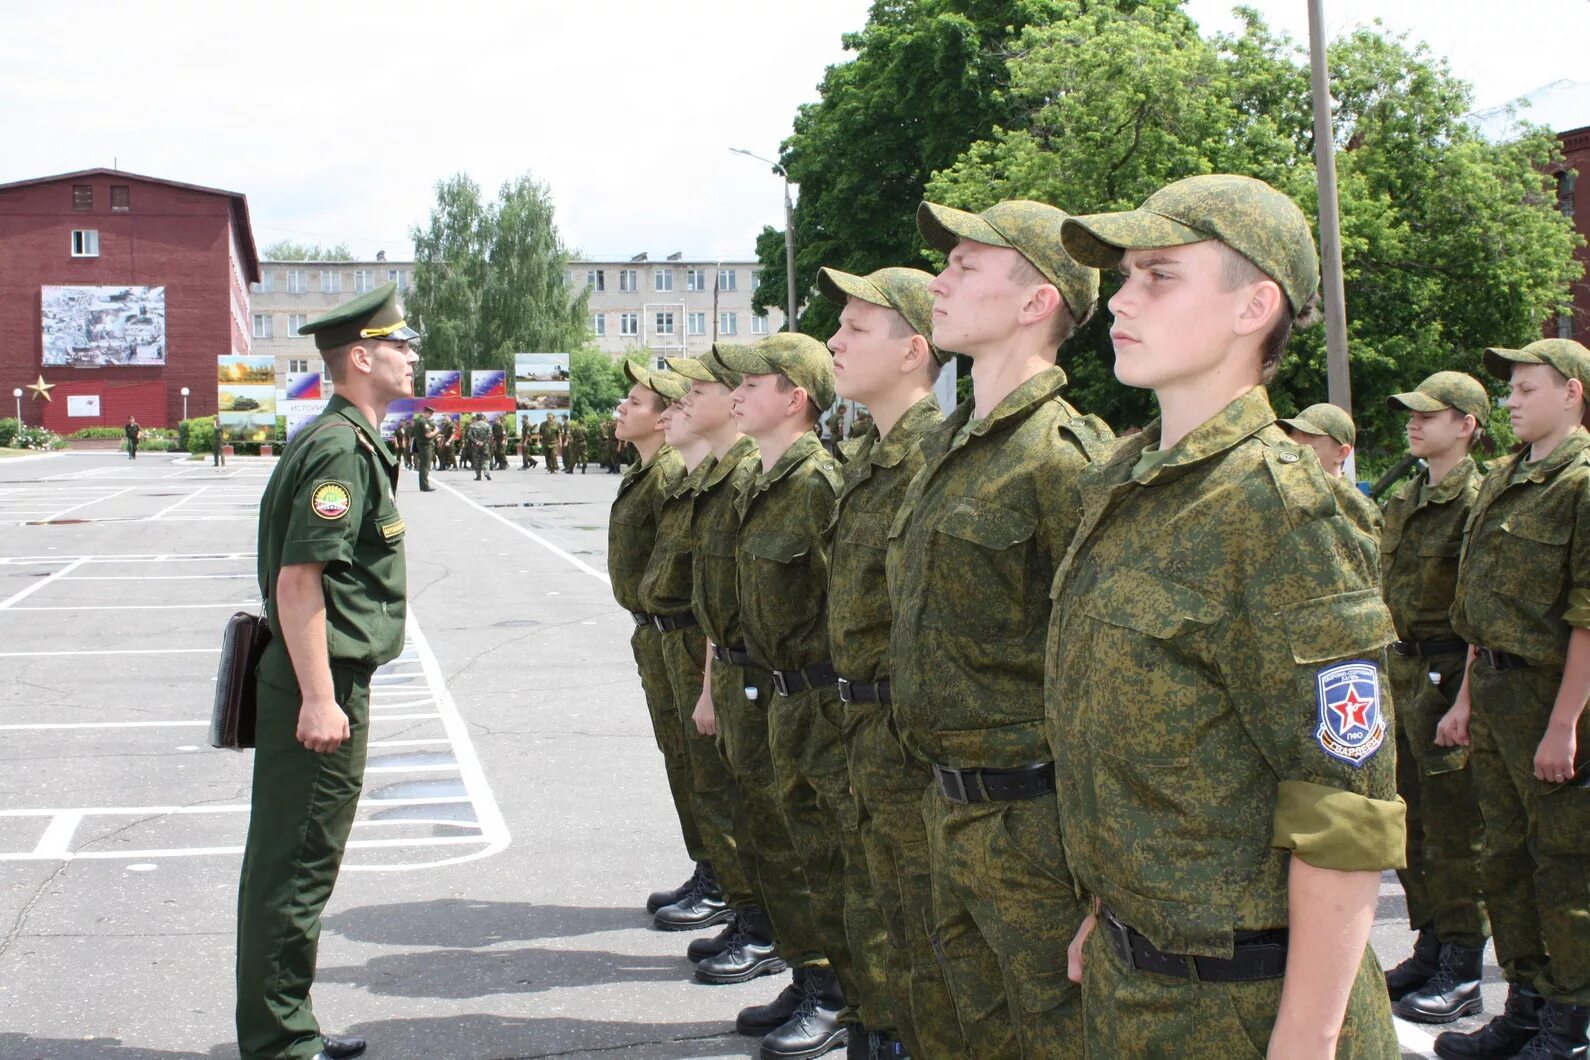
[817,266,948,364]
[1387,371,1490,422]
[714,332,836,410]
[1279,402,1356,448]
[298,281,420,351]
[1483,338,1590,391]
[917,199,1100,322]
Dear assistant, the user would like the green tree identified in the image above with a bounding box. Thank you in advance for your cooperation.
[406,173,590,376]
[924,4,1581,459]
[261,240,355,261]
[570,348,637,419]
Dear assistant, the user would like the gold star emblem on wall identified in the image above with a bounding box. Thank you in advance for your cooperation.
[25,375,56,402]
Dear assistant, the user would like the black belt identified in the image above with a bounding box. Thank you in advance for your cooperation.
[712,644,753,666]
[652,612,698,633]
[932,761,1055,804]
[772,660,839,696]
[1393,637,1467,658]
[1478,647,1528,671]
[837,676,891,705]
[1100,908,1288,982]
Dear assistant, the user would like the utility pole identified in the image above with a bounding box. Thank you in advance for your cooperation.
[730,148,799,332]
[1308,0,1353,416]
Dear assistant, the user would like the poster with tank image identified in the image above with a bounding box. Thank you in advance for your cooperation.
[217,356,277,443]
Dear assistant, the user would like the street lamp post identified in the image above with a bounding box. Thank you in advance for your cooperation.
[11,388,20,428]
[180,386,190,421]
[730,147,799,332]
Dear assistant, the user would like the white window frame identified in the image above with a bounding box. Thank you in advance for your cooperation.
[654,268,673,292]
[719,311,737,335]
[687,312,706,336]
[750,271,762,291]
[587,269,605,291]
[751,313,770,335]
[70,229,99,257]
[354,269,374,294]
[287,313,308,334]
[320,270,342,294]
[620,312,640,337]
[687,268,706,292]
[256,270,274,293]
[288,358,309,373]
[387,268,404,288]
[286,269,307,294]
[619,268,638,293]
[593,313,606,337]
[252,314,273,339]
[718,268,737,292]
[655,310,675,335]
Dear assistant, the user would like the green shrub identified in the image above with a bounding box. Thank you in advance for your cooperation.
[180,417,217,454]
[70,426,126,439]
[16,426,64,451]
[0,417,18,448]
[136,437,178,452]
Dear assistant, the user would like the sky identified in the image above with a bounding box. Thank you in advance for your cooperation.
[3,0,1588,264]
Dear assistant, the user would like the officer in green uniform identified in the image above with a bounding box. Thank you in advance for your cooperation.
[1437,339,1590,1059]
[411,407,437,492]
[569,419,590,473]
[237,280,417,1060]
[213,413,227,467]
[887,199,1108,1059]
[1051,175,1404,1059]
[540,416,560,474]
[1280,402,1384,539]
[716,333,889,1058]
[818,265,964,1060]
[1376,372,1492,1025]
[466,413,492,480]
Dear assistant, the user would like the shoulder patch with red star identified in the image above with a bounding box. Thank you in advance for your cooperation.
[1315,660,1386,768]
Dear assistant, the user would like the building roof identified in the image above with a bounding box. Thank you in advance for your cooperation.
[1470,80,1590,143]
[0,167,260,282]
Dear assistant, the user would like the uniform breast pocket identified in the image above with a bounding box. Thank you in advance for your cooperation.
[1416,535,1461,602]
[1077,567,1226,765]
[740,530,823,635]
[921,501,1040,640]
[839,510,892,551]
[1498,511,1570,604]
[609,509,654,572]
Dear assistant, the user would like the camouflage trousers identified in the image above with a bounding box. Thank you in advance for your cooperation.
[844,702,968,1059]
[659,626,754,907]
[766,686,890,1029]
[1468,663,1590,1003]
[712,660,824,966]
[922,788,1085,1060]
[1081,927,1399,1058]
[630,626,704,863]
[1389,653,1489,948]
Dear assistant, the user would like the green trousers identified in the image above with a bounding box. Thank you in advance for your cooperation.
[766,686,890,1029]
[844,703,968,1059]
[1388,652,1489,948]
[415,449,432,490]
[236,662,373,1060]
[713,661,824,966]
[659,626,754,905]
[1469,663,1590,1003]
[923,789,1085,1060]
[1081,927,1398,1058]
[631,626,705,863]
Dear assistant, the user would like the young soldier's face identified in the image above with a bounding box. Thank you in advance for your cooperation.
[661,400,695,447]
[615,383,664,442]
[731,372,799,436]
[829,298,912,404]
[1506,363,1581,444]
[1283,428,1350,477]
[362,339,420,403]
[1406,409,1471,459]
[682,381,734,434]
[1109,242,1253,391]
[928,241,1033,358]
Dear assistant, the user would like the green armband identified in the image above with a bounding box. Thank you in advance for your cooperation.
[1564,587,1590,629]
[1272,780,1407,872]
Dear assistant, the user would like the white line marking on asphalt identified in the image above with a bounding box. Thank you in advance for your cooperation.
[0,556,88,611]
[0,648,221,658]
[433,479,610,584]
[31,812,83,857]
[148,485,211,520]
[0,721,210,732]
[4,602,255,611]
[1396,1017,1438,1056]
[37,485,137,522]
[67,574,254,581]
[0,796,472,819]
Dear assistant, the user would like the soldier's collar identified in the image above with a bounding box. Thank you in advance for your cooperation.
[702,435,758,490]
[869,393,941,469]
[956,365,1069,442]
[1115,386,1278,484]
[1415,455,1478,506]
[755,431,824,488]
[1514,427,1590,482]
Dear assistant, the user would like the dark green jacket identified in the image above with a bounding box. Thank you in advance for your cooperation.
[608,445,682,612]
[692,436,760,650]
[1380,456,1481,643]
[638,455,716,617]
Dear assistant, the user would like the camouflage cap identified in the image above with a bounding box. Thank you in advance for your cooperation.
[298,281,420,351]
[702,344,745,387]
[621,360,688,401]
[665,356,716,384]
[1061,174,1320,315]
[1483,338,1590,391]
[1279,402,1356,448]
[916,200,1100,322]
[1386,371,1491,422]
[816,266,949,364]
[715,332,837,410]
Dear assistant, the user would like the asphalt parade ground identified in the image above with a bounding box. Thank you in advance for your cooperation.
[0,451,1498,1059]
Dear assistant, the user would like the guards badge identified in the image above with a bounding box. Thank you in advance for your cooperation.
[1315,660,1386,767]
[310,481,352,521]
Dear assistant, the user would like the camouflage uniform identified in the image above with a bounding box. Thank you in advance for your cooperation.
[490,416,507,469]
[539,418,560,473]
[1450,348,1590,1009]
[692,433,825,964]
[569,421,589,473]
[1045,389,1404,1059]
[1280,403,1384,542]
[465,417,492,479]
[519,418,537,468]
[886,365,1108,1059]
[411,413,436,491]
[636,450,754,909]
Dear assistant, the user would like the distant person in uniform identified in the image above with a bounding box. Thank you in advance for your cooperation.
[519,416,537,469]
[490,414,508,470]
[540,416,560,474]
[1281,401,1384,539]
[412,407,437,492]
[213,414,226,468]
[125,415,141,459]
[237,280,418,1060]
[569,419,590,473]
[466,413,493,481]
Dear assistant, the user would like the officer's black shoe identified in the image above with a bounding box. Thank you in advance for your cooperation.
[653,863,727,931]
[1386,927,1442,1001]
[695,908,786,985]
[1517,1001,1590,1059]
[1396,942,1486,1023]
[688,910,740,963]
[759,966,847,1059]
[646,865,703,914]
[320,1034,367,1059]
[738,967,808,1035]
[1434,981,1544,1059]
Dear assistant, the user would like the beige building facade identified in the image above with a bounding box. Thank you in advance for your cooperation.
[249,255,412,386]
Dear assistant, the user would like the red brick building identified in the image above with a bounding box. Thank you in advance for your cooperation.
[0,168,260,430]
[1549,124,1590,340]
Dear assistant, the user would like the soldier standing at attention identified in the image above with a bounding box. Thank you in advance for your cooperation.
[570,419,590,473]
[887,199,1109,1059]
[213,414,226,468]
[465,413,493,481]
[237,281,417,1060]
[490,414,508,470]
[602,417,620,473]
[1436,339,1590,1060]
[540,416,561,474]
[1281,401,1384,538]
[818,265,965,1060]
[1376,373,1492,1025]
[1050,175,1403,1059]
[519,416,537,469]
[411,407,437,493]
[125,415,141,459]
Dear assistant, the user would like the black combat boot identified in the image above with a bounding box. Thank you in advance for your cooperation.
[646,862,706,914]
[1386,927,1442,1001]
[1435,981,1544,1059]
[695,907,787,985]
[1517,1001,1590,1059]
[653,863,730,931]
[846,1027,871,1059]
[738,967,808,1035]
[1396,942,1486,1023]
[689,909,740,963]
[759,965,847,1059]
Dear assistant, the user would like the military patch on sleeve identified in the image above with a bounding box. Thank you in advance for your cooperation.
[1315,660,1387,768]
[310,481,353,521]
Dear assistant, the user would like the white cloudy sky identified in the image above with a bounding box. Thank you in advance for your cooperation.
[2,0,1586,263]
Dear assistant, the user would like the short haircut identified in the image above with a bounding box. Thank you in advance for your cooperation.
[774,375,823,425]
[1216,243,1320,383]
[1008,255,1083,350]
[320,342,354,383]
[885,307,943,383]
[642,390,667,413]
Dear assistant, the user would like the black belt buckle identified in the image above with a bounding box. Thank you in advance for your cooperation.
[1480,647,1524,671]
[1100,909,1137,971]
[630,610,652,628]
[1392,640,1416,657]
[934,764,979,804]
[772,670,793,697]
[837,677,855,703]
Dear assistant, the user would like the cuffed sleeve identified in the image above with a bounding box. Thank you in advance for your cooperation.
[1272,780,1407,871]
[1564,586,1590,629]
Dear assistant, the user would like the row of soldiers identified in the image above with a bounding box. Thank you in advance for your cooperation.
[606,172,1589,1060]
[395,413,632,488]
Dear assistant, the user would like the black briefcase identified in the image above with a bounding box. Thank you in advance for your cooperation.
[211,612,269,750]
